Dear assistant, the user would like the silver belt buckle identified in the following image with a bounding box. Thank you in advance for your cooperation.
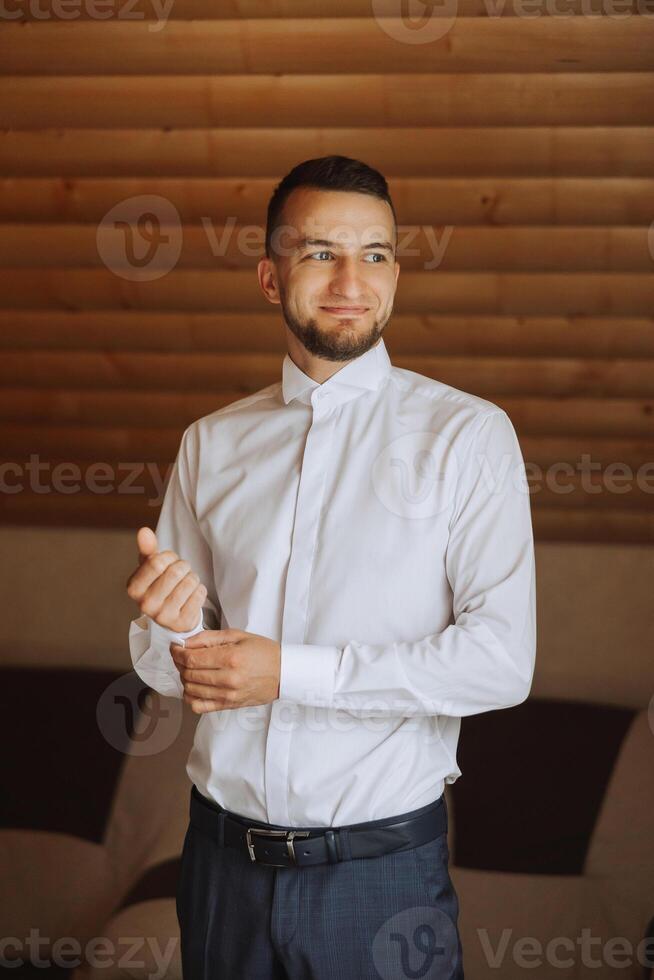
[246,827,311,866]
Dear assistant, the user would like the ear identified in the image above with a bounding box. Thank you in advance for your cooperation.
[257,257,281,306]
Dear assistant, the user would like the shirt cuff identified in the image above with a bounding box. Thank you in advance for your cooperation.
[149,610,205,656]
[279,643,341,705]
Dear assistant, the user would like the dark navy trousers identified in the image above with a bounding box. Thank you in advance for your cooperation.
[176,789,464,979]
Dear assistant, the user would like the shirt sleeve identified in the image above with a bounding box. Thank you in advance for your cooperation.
[128,423,221,699]
[278,409,537,718]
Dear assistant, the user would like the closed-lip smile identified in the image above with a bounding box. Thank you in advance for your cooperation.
[320,306,369,314]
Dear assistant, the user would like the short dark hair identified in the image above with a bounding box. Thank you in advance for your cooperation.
[264,154,397,259]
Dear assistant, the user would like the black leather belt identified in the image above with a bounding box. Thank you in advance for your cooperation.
[188,784,447,869]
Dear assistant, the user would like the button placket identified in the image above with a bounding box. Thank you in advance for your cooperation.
[263,399,338,825]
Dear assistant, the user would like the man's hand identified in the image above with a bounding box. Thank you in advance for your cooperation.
[126,526,207,633]
[170,629,281,713]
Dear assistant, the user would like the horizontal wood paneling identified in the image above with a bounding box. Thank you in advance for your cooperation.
[0,11,651,541]
[2,128,653,177]
[1,20,653,75]
[0,269,652,315]
[1,225,652,271]
[4,74,654,128]
[1,351,653,397]
[1,312,653,359]
[12,0,649,17]
[0,387,651,437]
[534,510,654,543]
[1,177,651,225]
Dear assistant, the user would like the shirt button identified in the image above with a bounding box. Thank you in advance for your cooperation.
[313,389,332,411]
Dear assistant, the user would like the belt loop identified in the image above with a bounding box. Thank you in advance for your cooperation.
[324,829,340,864]
[337,828,352,861]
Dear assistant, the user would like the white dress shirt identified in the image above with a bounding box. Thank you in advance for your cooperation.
[129,337,536,827]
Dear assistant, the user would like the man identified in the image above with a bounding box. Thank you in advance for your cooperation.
[126,154,537,979]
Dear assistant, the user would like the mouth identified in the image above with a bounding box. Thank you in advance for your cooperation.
[320,306,369,317]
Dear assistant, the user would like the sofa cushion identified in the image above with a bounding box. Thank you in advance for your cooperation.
[0,829,116,968]
[0,667,143,842]
[69,900,182,980]
[451,698,636,874]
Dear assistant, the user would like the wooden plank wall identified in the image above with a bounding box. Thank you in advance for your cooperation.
[0,0,653,540]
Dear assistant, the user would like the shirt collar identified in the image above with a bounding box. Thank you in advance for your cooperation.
[282,337,392,408]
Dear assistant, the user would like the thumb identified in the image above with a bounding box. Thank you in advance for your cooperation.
[136,526,158,564]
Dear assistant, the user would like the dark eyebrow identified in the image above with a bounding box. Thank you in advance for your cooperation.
[295,237,395,255]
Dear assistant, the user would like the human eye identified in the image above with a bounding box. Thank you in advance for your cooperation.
[309,250,333,261]
[364,253,388,263]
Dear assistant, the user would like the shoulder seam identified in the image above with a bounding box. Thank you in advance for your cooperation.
[388,369,503,416]
[189,383,282,427]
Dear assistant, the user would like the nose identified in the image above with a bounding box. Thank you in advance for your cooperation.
[327,257,368,301]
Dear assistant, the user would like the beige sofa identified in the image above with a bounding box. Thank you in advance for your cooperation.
[2,668,652,979]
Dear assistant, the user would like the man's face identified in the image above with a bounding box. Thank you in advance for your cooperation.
[259,187,400,362]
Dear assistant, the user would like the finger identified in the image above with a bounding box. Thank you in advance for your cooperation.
[174,664,230,684]
[183,628,240,649]
[136,526,158,565]
[184,696,224,714]
[182,680,229,699]
[177,582,207,628]
[171,644,231,670]
[158,574,205,626]
[134,551,192,625]
[126,549,181,601]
